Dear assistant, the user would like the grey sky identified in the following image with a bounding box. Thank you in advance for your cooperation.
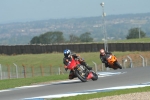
[0,0,150,24]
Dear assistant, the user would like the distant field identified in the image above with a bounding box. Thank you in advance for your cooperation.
[108,37,150,43]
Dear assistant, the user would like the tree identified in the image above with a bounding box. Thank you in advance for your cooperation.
[30,36,39,44]
[50,31,65,43]
[30,31,65,44]
[80,32,93,42]
[69,34,80,43]
[126,28,146,39]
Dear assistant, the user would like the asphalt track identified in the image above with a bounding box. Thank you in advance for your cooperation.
[0,67,150,100]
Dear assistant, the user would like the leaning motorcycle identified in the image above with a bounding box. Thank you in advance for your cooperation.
[67,57,98,82]
[106,54,122,70]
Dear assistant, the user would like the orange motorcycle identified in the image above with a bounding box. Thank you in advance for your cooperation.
[106,54,122,70]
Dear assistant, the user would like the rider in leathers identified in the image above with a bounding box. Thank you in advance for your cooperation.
[63,49,92,79]
[99,49,112,68]
[99,49,122,69]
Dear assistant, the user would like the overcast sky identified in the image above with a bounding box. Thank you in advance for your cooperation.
[0,0,150,24]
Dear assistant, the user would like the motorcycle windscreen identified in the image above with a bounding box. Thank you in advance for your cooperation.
[67,58,77,70]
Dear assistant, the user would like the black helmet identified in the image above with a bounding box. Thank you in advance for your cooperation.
[63,49,71,58]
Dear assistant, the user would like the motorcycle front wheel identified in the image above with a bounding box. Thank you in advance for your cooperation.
[115,61,122,69]
[75,70,87,82]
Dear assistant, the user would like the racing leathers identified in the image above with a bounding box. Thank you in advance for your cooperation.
[100,51,112,68]
[63,53,92,79]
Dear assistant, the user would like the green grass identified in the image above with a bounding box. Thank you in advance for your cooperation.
[0,51,135,68]
[108,37,150,43]
[0,74,68,90]
[51,86,150,100]
[0,53,64,67]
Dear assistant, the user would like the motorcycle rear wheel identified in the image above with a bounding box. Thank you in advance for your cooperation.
[75,70,87,82]
[91,72,98,81]
[115,61,122,69]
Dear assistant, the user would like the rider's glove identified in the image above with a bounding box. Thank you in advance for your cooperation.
[80,58,84,61]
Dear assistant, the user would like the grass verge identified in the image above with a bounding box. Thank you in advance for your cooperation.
[0,74,68,90]
[50,86,150,100]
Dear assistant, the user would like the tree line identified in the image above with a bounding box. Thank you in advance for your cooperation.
[30,27,146,44]
[30,31,93,44]
[126,28,146,39]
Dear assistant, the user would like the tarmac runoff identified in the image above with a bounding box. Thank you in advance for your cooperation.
[23,72,150,100]
[0,71,149,100]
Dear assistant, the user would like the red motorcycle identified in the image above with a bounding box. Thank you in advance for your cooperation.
[67,57,98,82]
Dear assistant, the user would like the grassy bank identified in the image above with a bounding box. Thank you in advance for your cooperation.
[0,74,68,90]
[51,86,150,100]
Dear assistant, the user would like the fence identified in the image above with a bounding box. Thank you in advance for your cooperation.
[0,55,149,80]
[0,43,150,55]
[0,64,66,80]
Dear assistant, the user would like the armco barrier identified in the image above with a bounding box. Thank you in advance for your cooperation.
[0,43,150,55]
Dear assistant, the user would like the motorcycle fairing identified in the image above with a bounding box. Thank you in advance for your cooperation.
[67,58,80,70]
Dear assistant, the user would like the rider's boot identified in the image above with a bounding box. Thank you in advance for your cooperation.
[85,65,92,70]
[69,71,75,79]
[81,61,92,70]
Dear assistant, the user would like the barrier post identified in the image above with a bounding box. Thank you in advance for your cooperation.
[127,56,133,68]
[139,55,145,67]
[0,64,2,80]
[92,61,97,73]
[22,64,26,78]
[13,63,18,78]
[7,64,10,79]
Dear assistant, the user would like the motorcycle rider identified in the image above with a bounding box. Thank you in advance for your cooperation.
[63,49,92,79]
[99,49,112,68]
[99,49,122,69]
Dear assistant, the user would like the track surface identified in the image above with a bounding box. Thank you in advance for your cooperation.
[0,67,150,100]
